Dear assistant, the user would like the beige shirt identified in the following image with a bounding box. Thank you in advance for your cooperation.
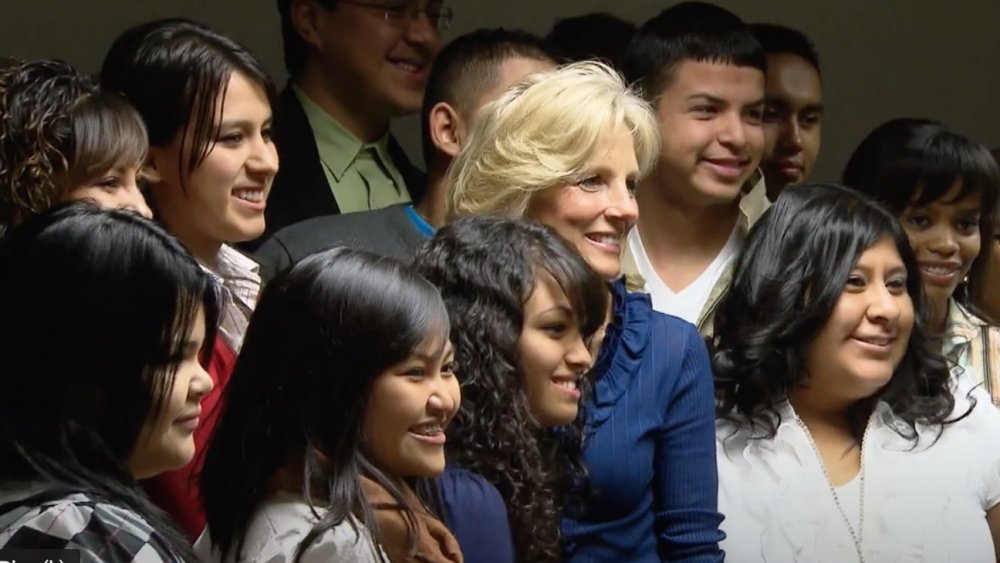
[622,173,770,337]
[294,86,410,214]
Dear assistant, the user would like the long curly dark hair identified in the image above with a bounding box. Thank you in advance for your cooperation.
[712,183,961,442]
[414,216,607,563]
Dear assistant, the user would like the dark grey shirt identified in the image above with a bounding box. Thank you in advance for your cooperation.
[254,203,428,282]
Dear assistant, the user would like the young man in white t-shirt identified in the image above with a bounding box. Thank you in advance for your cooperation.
[621,1,770,335]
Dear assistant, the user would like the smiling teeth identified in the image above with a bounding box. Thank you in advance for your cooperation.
[589,235,619,246]
[410,425,443,436]
[233,189,263,203]
[396,62,420,72]
[857,336,891,345]
[554,379,578,390]
[921,265,957,275]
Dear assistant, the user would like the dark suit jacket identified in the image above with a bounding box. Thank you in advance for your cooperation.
[241,83,426,251]
[254,203,428,283]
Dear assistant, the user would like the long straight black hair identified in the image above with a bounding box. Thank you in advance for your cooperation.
[0,203,219,558]
[200,247,451,563]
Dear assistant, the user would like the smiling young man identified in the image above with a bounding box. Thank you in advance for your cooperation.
[752,23,824,200]
[621,1,769,336]
[249,0,449,249]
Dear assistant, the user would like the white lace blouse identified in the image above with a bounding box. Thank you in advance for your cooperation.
[717,387,1000,562]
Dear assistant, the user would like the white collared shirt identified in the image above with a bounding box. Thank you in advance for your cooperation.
[717,388,1000,562]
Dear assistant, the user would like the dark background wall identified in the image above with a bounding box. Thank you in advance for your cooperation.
[2,0,997,182]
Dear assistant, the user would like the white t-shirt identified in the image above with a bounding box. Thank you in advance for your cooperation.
[194,492,385,563]
[627,223,742,324]
[717,389,1000,562]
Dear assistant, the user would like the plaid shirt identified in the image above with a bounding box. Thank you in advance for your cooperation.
[0,487,183,562]
[203,245,261,353]
[945,299,1000,406]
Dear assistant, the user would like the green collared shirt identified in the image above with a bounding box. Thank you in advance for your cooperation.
[294,85,410,213]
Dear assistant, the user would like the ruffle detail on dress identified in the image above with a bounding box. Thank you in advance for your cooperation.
[584,279,652,435]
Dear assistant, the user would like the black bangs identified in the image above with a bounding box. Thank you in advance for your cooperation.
[533,243,608,341]
[909,131,1000,210]
[843,117,1000,215]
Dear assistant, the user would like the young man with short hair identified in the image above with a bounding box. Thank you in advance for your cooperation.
[621,1,769,336]
[752,23,824,199]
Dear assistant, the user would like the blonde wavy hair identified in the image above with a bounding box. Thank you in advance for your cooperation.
[447,60,660,219]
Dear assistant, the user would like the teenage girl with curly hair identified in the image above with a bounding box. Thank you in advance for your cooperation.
[415,216,607,563]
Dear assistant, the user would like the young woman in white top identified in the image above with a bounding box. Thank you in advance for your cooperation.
[197,248,464,563]
[712,183,1000,562]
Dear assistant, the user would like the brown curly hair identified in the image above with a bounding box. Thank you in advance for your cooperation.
[0,59,147,230]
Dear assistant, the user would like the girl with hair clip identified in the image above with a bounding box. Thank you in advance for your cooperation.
[100,18,279,536]
[197,247,463,563]
[0,203,218,562]
[414,215,608,563]
[0,58,151,234]
[448,61,724,562]
[842,118,1000,405]
[713,183,1000,562]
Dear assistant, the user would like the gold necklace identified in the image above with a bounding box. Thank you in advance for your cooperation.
[793,414,872,563]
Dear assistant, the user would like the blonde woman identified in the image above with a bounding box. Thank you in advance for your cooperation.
[449,61,724,562]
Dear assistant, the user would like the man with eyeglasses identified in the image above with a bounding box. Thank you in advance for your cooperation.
[255,28,557,285]
[248,0,450,249]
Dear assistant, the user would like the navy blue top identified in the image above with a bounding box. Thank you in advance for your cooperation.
[438,465,515,563]
[562,279,724,562]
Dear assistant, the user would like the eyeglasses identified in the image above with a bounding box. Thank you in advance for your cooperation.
[340,0,453,31]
